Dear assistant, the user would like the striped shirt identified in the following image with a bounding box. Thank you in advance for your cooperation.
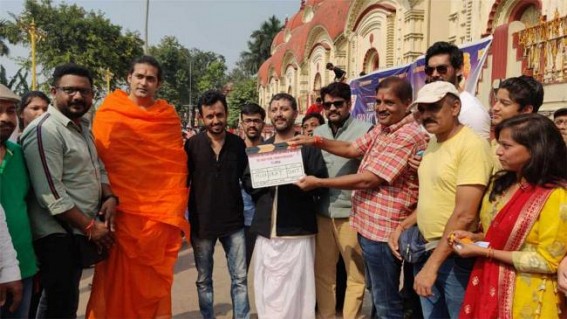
[21,106,108,240]
[350,115,428,242]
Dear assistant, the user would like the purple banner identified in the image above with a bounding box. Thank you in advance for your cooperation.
[350,36,493,123]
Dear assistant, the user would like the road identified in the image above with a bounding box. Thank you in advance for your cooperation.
[77,241,372,318]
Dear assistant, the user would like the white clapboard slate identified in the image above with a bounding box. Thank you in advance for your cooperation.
[246,143,305,189]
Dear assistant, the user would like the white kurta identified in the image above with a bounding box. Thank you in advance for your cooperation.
[254,235,316,319]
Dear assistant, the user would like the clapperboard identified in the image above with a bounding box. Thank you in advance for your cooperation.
[246,143,305,189]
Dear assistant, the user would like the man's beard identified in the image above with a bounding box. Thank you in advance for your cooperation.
[0,122,16,144]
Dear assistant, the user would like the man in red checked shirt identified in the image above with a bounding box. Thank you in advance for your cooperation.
[290,76,428,319]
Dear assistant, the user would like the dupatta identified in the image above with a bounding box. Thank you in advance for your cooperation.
[460,184,553,319]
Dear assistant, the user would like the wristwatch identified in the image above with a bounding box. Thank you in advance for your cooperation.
[102,194,120,206]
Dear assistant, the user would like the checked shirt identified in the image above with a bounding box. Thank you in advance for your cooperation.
[350,115,428,242]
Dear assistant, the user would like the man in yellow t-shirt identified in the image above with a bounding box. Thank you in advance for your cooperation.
[411,82,493,319]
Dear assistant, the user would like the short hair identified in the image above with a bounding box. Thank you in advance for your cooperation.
[315,97,322,103]
[326,62,334,70]
[129,55,163,83]
[18,91,50,130]
[240,103,266,120]
[425,41,463,69]
[52,63,93,87]
[499,76,543,112]
[554,107,567,119]
[320,82,351,102]
[376,76,413,103]
[197,90,227,114]
[270,93,297,111]
[302,112,325,126]
[490,113,567,201]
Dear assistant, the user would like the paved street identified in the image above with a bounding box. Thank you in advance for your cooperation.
[77,241,372,318]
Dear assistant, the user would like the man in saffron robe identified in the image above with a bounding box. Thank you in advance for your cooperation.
[86,56,189,319]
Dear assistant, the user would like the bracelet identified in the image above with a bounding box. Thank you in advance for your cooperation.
[485,247,494,260]
[85,219,95,240]
[313,136,324,147]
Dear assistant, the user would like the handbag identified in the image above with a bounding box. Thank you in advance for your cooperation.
[398,225,427,264]
[57,219,109,268]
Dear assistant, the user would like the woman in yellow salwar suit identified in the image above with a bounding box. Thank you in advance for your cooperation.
[450,114,567,319]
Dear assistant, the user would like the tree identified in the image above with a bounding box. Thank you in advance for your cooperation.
[226,76,258,128]
[0,65,29,95]
[239,15,282,75]
[148,37,227,126]
[148,36,191,112]
[0,20,10,56]
[1,0,144,92]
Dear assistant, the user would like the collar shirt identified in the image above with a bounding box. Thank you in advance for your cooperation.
[21,106,108,239]
[186,131,247,239]
[313,116,372,218]
[350,114,428,242]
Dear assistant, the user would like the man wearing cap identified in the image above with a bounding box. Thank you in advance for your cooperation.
[0,84,38,317]
[424,41,490,139]
[403,81,492,318]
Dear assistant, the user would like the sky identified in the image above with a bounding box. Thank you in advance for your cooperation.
[0,0,300,77]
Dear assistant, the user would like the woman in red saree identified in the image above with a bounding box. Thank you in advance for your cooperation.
[450,114,567,319]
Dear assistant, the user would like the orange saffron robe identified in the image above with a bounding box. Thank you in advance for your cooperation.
[86,90,189,319]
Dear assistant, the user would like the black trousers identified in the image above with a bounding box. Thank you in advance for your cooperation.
[34,234,83,319]
[244,226,257,270]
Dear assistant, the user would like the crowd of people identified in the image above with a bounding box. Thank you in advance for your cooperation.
[0,40,566,319]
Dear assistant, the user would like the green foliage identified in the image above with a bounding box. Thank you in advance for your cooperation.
[1,0,144,92]
[148,37,227,125]
[197,60,226,93]
[0,20,10,56]
[0,65,29,95]
[226,77,258,128]
[239,15,282,75]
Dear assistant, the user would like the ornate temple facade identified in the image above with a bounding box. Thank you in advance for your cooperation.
[258,0,567,116]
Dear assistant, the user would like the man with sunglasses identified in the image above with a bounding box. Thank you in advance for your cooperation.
[310,82,371,319]
[424,42,490,139]
[291,77,428,318]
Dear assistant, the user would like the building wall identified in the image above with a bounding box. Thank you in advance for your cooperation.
[258,0,567,115]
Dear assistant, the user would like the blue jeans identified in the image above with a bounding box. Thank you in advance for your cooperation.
[358,234,403,319]
[0,276,33,318]
[191,228,250,319]
[413,254,474,319]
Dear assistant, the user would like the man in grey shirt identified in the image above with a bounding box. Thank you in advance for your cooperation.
[312,82,371,318]
[21,64,117,318]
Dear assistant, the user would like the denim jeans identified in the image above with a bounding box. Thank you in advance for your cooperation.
[0,276,33,318]
[358,234,403,319]
[413,254,474,319]
[191,228,250,319]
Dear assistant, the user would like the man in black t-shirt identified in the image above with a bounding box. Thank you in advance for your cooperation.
[185,90,250,319]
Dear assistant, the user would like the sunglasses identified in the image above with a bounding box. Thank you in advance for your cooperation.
[424,65,450,76]
[322,100,347,109]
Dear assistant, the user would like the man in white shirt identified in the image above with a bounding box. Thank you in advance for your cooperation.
[424,41,490,139]
[0,204,22,313]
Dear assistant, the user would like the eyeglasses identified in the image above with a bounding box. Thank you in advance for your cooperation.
[424,65,450,76]
[322,100,346,110]
[56,87,94,96]
[242,118,263,125]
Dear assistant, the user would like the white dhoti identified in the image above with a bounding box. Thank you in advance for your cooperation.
[254,235,316,319]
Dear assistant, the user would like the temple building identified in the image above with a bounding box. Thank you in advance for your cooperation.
[258,0,567,116]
